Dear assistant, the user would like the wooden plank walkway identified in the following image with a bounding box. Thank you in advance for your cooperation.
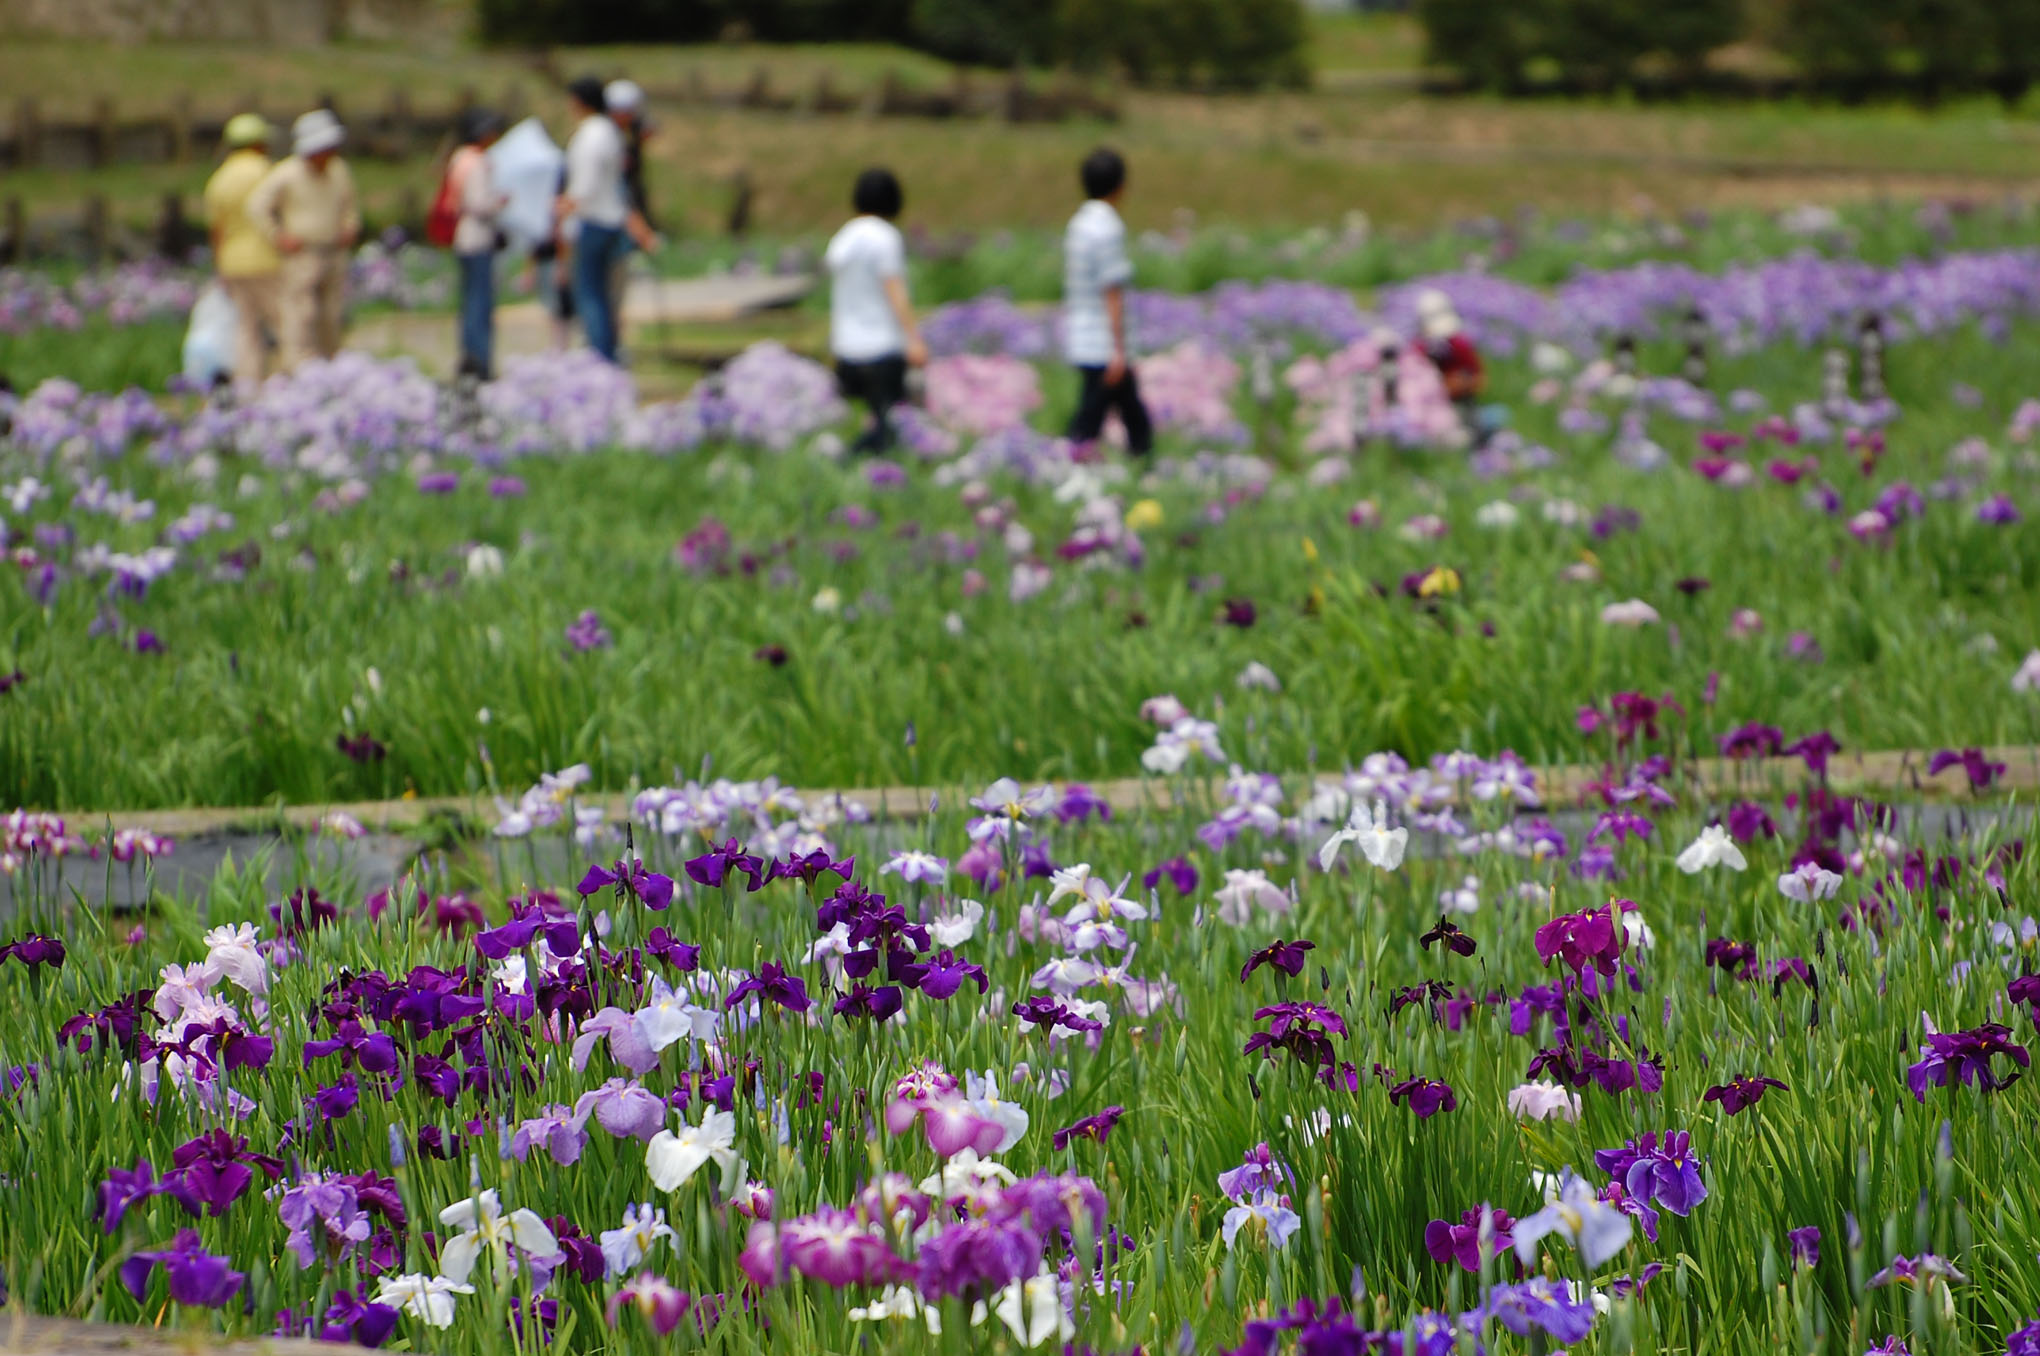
[46,744,2040,841]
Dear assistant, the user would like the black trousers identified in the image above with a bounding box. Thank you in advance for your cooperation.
[835,355,908,454]
[1066,364,1154,454]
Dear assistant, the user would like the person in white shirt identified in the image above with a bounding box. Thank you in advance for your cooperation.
[1063,147,1153,456]
[824,168,925,456]
[450,108,507,379]
[555,77,633,362]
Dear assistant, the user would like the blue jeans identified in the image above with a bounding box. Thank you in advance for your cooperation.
[457,252,495,378]
[572,222,627,362]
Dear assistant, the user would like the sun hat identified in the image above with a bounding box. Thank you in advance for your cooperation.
[292,108,346,157]
[222,113,272,150]
[604,79,644,113]
[1415,288,1461,340]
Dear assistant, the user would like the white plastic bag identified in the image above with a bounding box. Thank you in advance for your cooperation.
[181,283,238,388]
[488,117,566,256]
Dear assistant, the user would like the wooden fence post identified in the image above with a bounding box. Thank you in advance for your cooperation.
[83,194,109,264]
[16,99,41,168]
[169,94,193,163]
[383,86,412,159]
[91,97,116,168]
[1,198,23,265]
[727,168,752,237]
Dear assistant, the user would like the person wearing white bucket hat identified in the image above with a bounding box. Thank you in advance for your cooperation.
[1414,287,1484,440]
[247,108,360,371]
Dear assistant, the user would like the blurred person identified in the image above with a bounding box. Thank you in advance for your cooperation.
[1063,147,1152,457]
[449,108,509,380]
[602,78,662,332]
[526,164,576,352]
[556,76,630,362]
[824,167,925,455]
[202,113,280,393]
[247,109,360,372]
[1416,288,1484,437]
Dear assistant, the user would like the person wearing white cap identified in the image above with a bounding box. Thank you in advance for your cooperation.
[602,78,659,341]
[246,109,360,371]
[202,112,280,393]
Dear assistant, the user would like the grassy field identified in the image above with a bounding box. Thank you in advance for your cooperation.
[7,17,2040,244]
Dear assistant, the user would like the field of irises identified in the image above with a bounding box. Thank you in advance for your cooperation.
[4,201,2040,1355]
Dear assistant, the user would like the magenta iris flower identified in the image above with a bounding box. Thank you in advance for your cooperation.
[120,1230,246,1307]
[1534,905,1622,976]
[1143,855,1199,895]
[1051,1105,1126,1150]
[1717,722,1784,759]
[1927,747,2008,792]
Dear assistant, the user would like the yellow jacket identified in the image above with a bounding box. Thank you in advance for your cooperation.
[203,149,280,277]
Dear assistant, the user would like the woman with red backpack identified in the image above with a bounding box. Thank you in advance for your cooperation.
[431,109,508,380]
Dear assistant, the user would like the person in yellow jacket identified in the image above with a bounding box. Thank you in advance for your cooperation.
[246,109,360,372]
[201,114,280,394]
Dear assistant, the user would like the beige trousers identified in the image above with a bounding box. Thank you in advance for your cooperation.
[219,274,279,393]
[276,249,348,372]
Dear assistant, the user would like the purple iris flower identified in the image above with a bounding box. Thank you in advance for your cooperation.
[488,475,527,498]
[1051,1105,1126,1150]
[1424,1206,1515,1271]
[834,983,905,1021]
[1927,747,2008,792]
[1143,855,1199,895]
[1703,1075,1788,1115]
[565,609,612,652]
[725,963,810,1014]
[120,1230,246,1307]
[644,927,700,972]
[0,933,65,970]
[1478,1277,1596,1344]
[164,1130,283,1217]
[1725,801,1777,841]
[312,1073,360,1120]
[1717,722,1785,759]
[1580,1048,1666,1096]
[416,471,460,493]
[1788,1225,1821,1268]
[1216,1144,1294,1200]
[475,904,582,958]
[919,951,988,1000]
[1534,905,1622,976]
[1977,493,2023,524]
[1867,1252,1969,1288]
[1908,1022,2029,1099]
[320,1290,400,1347]
[1019,840,1057,879]
[303,1020,399,1075]
[769,850,854,888]
[99,1159,168,1233]
[684,839,765,893]
[1785,731,1841,776]
[915,1217,1038,1301]
[1705,937,1757,979]
[2003,1318,2040,1356]
[579,857,678,911]
[1056,783,1113,823]
[1241,938,1315,982]
[1388,1077,1457,1118]
[1012,995,1103,1036]
[510,1104,591,1165]
[277,1176,371,1268]
[574,1078,668,1140]
[1509,984,1570,1039]
[1593,1131,1707,1216]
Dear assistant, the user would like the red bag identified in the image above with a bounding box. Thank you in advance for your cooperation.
[424,164,460,248]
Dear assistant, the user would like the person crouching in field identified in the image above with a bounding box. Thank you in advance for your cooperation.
[203,113,281,395]
[246,110,360,373]
[824,168,925,456]
[1063,147,1152,458]
[1415,288,1485,444]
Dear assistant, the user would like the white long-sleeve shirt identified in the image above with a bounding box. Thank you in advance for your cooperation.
[563,115,627,231]
[1062,199,1133,367]
[450,147,504,256]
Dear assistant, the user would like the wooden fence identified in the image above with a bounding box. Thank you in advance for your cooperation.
[0,68,1115,172]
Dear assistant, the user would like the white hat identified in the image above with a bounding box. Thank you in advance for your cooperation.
[292,108,346,157]
[604,79,644,113]
[1415,288,1460,340]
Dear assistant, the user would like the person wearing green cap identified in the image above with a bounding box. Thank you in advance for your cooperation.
[202,113,281,393]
